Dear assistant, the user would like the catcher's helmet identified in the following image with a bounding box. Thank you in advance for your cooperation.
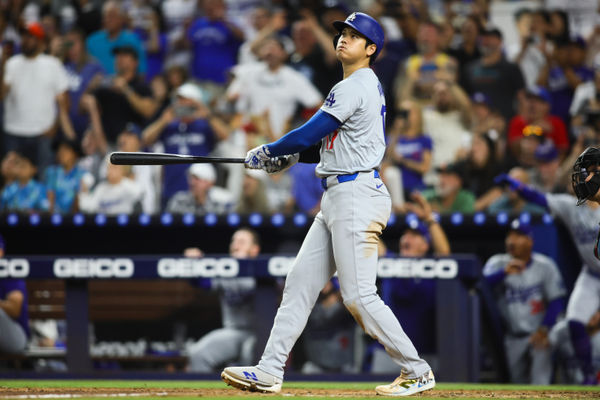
[332,12,385,62]
[572,146,600,205]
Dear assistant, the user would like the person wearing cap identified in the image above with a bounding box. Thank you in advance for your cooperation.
[470,92,506,139]
[483,219,566,384]
[0,235,30,355]
[226,34,322,139]
[536,37,594,124]
[78,160,143,215]
[166,163,234,215]
[1,21,77,172]
[0,147,49,212]
[43,138,86,213]
[460,26,525,122]
[422,161,476,214]
[187,0,244,85]
[86,0,147,75]
[91,43,157,145]
[507,86,569,160]
[370,192,450,373]
[142,82,229,206]
[529,141,566,193]
[397,20,458,107]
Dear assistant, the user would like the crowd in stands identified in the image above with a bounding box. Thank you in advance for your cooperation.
[0,0,598,217]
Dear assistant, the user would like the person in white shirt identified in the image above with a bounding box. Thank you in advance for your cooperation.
[78,162,143,215]
[227,35,322,140]
[1,22,76,171]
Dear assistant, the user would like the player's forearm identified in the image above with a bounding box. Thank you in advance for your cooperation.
[142,119,167,146]
[483,269,506,286]
[266,110,340,157]
[541,297,565,328]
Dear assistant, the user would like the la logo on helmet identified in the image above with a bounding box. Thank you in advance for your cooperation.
[347,12,356,21]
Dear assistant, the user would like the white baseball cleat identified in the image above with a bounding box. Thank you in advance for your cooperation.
[375,370,435,396]
[221,366,282,393]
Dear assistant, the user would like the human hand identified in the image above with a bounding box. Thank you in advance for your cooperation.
[160,107,176,124]
[529,327,549,349]
[405,191,434,222]
[505,259,526,275]
[493,173,520,190]
[245,145,271,169]
[112,76,129,92]
[263,153,299,173]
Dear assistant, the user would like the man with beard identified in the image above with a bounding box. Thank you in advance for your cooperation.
[460,27,525,122]
[422,161,476,214]
[1,22,76,171]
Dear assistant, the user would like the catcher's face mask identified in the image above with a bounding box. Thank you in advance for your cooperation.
[572,147,600,206]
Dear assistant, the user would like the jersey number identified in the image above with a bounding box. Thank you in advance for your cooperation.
[325,130,338,150]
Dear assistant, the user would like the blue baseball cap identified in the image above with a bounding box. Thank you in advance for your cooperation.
[526,86,552,104]
[471,92,491,107]
[509,219,532,237]
[406,219,431,244]
[534,141,558,163]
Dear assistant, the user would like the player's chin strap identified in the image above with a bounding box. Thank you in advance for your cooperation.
[572,171,600,206]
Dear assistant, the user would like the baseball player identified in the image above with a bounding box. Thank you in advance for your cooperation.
[221,12,435,396]
[187,228,259,372]
[483,219,566,384]
[496,152,600,384]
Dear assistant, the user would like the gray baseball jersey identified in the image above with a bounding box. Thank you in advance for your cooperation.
[316,68,386,177]
[546,194,600,324]
[483,252,566,335]
[257,67,431,381]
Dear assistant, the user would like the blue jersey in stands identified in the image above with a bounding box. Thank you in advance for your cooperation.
[160,119,216,203]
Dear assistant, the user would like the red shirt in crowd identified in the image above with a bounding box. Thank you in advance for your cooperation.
[507,115,569,151]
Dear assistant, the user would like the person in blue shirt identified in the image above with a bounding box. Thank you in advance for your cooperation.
[132,6,168,83]
[63,27,105,139]
[44,138,86,214]
[142,82,229,206]
[0,147,49,212]
[0,235,29,354]
[187,0,244,84]
[86,0,147,75]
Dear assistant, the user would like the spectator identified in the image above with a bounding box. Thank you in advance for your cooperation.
[483,219,566,384]
[507,87,569,161]
[301,277,355,374]
[86,0,147,75]
[0,235,29,355]
[460,27,525,122]
[488,167,546,215]
[92,45,158,146]
[187,0,244,85]
[547,10,570,44]
[78,162,143,215]
[187,227,259,372]
[529,141,565,194]
[44,138,86,214]
[74,0,102,37]
[462,133,504,211]
[423,80,472,172]
[166,163,234,215]
[142,82,228,205]
[0,147,49,212]
[1,22,76,172]
[371,192,450,372]
[569,54,600,122]
[469,92,506,139]
[238,6,286,66]
[114,125,159,214]
[289,10,341,97]
[537,38,594,124]
[236,169,271,215]
[63,27,105,140]
[384,100,432,212]
[227,35,322,140]
[422,161,476,214]
[132,6,168,83]
[447,15,481,81]
[1,151,19,189]
[506,8,547,89]
[397,20,458,107]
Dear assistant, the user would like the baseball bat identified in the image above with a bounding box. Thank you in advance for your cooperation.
[110,152,245,165]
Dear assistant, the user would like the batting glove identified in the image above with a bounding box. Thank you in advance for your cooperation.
[263,154,299,174]
[493,173,520,190]
[245,145,271,169]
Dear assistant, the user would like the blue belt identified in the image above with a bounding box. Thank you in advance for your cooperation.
[321,170,380,190]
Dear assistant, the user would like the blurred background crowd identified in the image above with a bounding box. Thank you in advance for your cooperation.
[1,0,599,218]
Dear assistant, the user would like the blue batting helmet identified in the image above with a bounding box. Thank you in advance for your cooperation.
[332,12,385,62]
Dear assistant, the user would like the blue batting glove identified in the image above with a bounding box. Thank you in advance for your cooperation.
[493,173,520,190]
[245,145,271,169]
